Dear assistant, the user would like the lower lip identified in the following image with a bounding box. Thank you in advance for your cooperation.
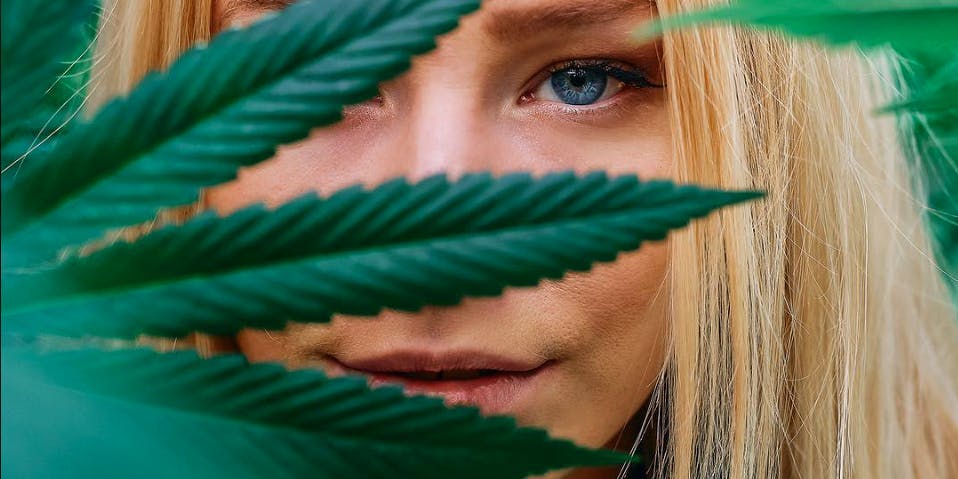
[330,362,553,415]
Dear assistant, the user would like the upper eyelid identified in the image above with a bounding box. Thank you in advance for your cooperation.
[550,60,662,89]
[547,58,633,70]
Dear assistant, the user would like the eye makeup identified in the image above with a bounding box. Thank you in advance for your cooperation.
[518,58,664,121]
[550,59,662,90]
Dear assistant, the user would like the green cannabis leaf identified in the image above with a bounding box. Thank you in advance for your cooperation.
[1,0,480,268]
[885,52,958,115]
[2,171,760,338]
[896,51,958,299]
[2,346,631,479]
[638,0,958,51]
[1,0,94,170]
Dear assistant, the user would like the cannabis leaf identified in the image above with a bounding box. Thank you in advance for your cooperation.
[639,0,958,51]
[1,0,94,170]
[896,51,958,298]
[2,171,760,338]
[885,52,958,115]
[1,345,631,479]
[1,0,480,268]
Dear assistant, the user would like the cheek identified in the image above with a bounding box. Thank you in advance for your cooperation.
[560,245,670,345]
[507,100,671,179]
[524,241,669,447]
[205,117,392,214]
[495,113,672,445]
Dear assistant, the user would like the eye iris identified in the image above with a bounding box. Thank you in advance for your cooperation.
[550,68,607,105]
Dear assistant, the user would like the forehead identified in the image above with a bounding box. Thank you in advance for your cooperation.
[480,0,652,41]
[221,0,652,36]
[479,0,649,23]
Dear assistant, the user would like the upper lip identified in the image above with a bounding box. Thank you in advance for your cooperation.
[331,350,547,374]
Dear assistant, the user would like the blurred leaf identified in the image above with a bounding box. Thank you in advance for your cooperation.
[2,171,761,338]
[2,345,632,479]
[638,0,958,51]
[884,52,958,115]
[0,0,94,155]
[896,52,958,300]
[1,0,480,268]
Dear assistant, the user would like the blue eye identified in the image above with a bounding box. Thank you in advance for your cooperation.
[530,61,658,107]
[549,68,609,105]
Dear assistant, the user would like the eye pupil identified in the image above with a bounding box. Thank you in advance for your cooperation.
[550,67,607,105]
[567,70,587,88]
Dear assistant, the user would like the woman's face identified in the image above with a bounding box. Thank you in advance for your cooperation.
[211,0,671,462]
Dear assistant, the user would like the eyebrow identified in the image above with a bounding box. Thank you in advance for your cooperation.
[227,0,293,9]
[222,0,293,21]
[227,0,654,46]
[482,0,654,43]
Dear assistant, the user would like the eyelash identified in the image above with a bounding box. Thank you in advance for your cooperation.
[521,59,662,114]
[551,59,659,89]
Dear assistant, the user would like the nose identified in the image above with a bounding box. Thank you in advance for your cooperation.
[390,82,497,182]
[347,79,508,337]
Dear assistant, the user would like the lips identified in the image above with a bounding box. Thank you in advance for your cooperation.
[387,369,501,380]
[324,351,551,414]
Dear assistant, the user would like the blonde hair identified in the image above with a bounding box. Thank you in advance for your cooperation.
[90,1,958,478]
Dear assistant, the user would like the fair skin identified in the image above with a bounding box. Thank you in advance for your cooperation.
[211,1,670,476]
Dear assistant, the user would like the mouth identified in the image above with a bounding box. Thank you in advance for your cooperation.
[324,351,553,415]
